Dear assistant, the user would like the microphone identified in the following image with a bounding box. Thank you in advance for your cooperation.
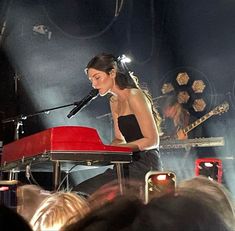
[67,89,99,118]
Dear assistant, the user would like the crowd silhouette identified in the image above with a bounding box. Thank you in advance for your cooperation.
[0,174,234,231]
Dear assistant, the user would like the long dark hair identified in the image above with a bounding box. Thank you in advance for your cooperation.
[86,53,162,130]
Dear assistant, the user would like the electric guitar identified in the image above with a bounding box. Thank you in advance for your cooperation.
[177,101,229,140]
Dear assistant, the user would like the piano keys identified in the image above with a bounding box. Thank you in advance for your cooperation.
[159,137,225,150]
[0,126,132,192]
[1,126,132,166]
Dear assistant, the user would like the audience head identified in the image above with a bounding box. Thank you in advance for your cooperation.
[30,191,90,231]
[0,203,33,231]
[178,176,235,228]
[87,179,145,211]
[131,191,231,231]
[17,184,51,221]
[62,195,144,231]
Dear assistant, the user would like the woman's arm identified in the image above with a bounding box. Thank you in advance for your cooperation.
[127,89,159,151]
[110,90,159,151]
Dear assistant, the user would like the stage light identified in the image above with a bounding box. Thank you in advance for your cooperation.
[177,91,190,103]
[192,80,206,93]
[0,186,9,191]
[176,72,190,85]
[33,24,52,40]
[204,162,214,167]
[192,98,206,112]
[161,82,174,94]
[195,158,223,183]
[156,174,167,181]
[117,54,131,63]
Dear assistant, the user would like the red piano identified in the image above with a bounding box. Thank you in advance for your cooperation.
[1,126,132,191]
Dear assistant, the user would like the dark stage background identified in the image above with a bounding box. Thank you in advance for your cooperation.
[0,0,235,194]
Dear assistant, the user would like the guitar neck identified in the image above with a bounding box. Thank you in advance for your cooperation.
[183,112,212,134]
[182,101,228,134]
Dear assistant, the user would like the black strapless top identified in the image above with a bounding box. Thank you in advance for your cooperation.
[118,114,144,142]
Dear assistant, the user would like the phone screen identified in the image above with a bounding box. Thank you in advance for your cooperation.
[196,158,222,183]
[145,171,176,203]
[0,180,18,210]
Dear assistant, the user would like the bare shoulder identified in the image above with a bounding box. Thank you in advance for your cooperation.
[127,88,151,113]
[128,88,147,103]
[129,88,145,97]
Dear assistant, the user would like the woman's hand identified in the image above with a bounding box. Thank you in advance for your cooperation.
[176,129,188,140]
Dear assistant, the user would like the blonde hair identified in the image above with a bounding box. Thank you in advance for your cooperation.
[30,192,90,231]
[17,184,51,221]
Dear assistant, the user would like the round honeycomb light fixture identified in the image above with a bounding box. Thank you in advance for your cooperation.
[159,68,213,114]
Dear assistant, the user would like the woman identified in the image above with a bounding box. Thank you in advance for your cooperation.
[74,53,162,194]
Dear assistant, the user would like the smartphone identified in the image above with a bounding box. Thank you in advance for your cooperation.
[0,180,18,210]
[145,171,176,203]
[195,158,222,183]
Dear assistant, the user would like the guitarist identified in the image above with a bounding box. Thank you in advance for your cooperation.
[159,94,202,140]
[158,94,200,183]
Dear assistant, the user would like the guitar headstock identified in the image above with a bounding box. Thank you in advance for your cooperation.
[212,101,230,115]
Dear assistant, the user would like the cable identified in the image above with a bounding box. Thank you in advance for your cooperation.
[56,163,81,192]
[39,0,125,40]
[126,0,156,65]
[25,163,40,186]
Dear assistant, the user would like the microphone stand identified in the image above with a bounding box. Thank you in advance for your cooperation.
[1,102,78,140]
